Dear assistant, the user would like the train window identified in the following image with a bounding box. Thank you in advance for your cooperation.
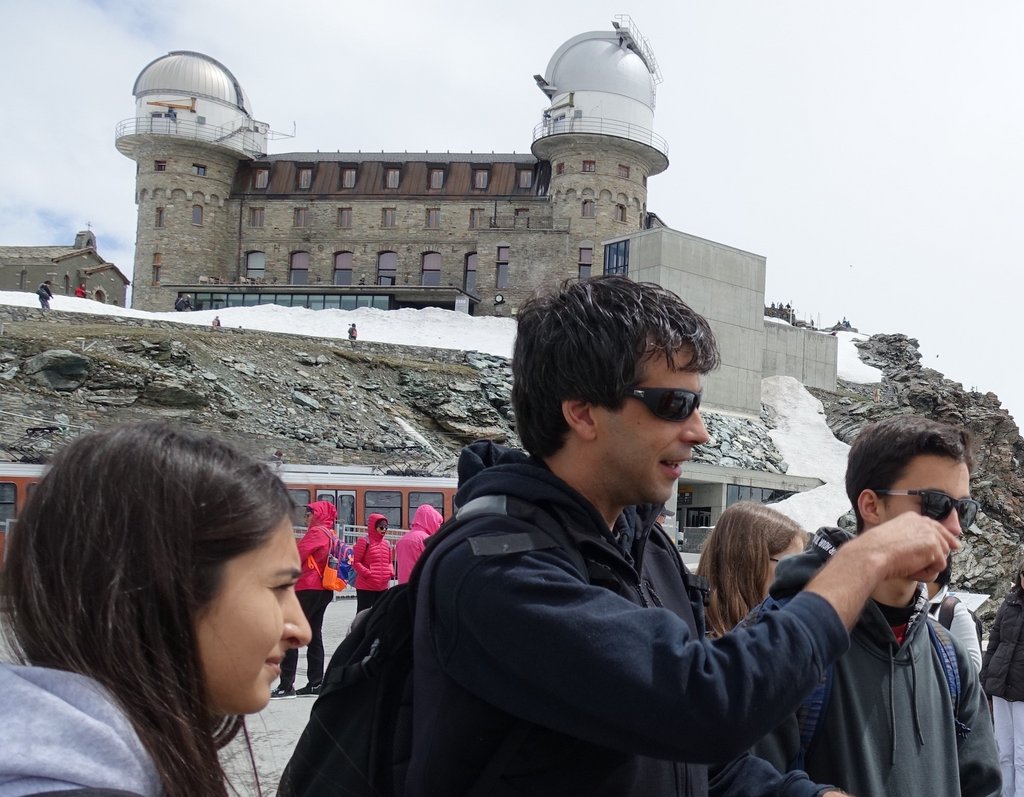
[0,482,15,522]
[316,490,356,530]
[408,491,444,520]
[288,489,311,526]
[365,490,402,528]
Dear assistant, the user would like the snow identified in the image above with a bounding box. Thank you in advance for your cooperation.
[0,292,885,533]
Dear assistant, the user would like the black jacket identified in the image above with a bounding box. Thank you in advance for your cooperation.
[982,587,1024,701]
[407,442,848,797]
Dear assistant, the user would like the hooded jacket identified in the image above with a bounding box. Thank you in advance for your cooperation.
[981,586,1024,701]
[353,512,392,591]
[296,500,338,592]
[0,663,161,796]
[407,441,849,797]
[395,504,444,584]
[751,527,1000,797]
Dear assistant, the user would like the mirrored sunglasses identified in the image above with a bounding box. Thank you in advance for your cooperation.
[873,489,979,531]
[626,386,702,422]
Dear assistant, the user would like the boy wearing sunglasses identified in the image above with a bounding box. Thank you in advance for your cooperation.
[753,415,999,795]
[407,277,960,797]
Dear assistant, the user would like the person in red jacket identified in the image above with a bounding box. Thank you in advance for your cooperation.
[353,513,393,611]
[395,503,444,584]
[271,500,337,699]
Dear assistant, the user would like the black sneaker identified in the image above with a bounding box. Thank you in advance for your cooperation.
[270,686,296,699]
[295,684,320,697]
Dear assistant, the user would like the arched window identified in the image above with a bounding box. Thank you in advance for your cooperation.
[581,200,595,218]
[377,251,397,286]
[464,252,477,293]
[334,251,353,285]
[421,252,442,287]
[615,204,627,223]
[192,204,203,225]
[245,251,266,280]
[289,251,310,285]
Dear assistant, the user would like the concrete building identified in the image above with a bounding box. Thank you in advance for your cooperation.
[0,230,130,306]
[114,19,838,533]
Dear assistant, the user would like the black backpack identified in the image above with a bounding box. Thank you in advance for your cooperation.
[938,594,984,650]
[277,494,587,797]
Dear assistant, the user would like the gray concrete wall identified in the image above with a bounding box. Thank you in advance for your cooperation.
[762,321,838,391]
[627,228,766,416]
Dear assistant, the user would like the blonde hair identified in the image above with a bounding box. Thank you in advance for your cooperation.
[696,502,806,639]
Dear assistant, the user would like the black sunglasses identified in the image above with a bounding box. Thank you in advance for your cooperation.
[626,386,702,422]
[873,489,979,531]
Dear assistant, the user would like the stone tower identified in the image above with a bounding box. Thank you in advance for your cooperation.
[115,51,268,310]
[531,16,668,274]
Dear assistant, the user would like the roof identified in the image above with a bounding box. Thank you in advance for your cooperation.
[261,152,538,165]
[80,263,131,285]
[0,246,83,261]
[133,51,251,115]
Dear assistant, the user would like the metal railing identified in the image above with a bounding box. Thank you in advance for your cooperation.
[115,116,267,158]
[533,118,668,157]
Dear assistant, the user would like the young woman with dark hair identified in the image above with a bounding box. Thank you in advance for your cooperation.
[0,422,311,796]
[695,501,807,639]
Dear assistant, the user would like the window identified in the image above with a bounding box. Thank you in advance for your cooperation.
[473,169,489,189]
[381,208,395,228]
[581,200,595,218]
[334,251,353,285]
[245,251,266,280]
[155,207,164,228]
[249,207,264,227]
[192,163,207,176]
[578,247,593,280]
[408,491,444,520]
[555,162,564,175]
[582,160,596,173]
[365,490,402,529]
[0,483,16,524]
[254,169,269,189]
[337,207,352,228]
[469,208,484,229]
[289,251,310,285]
[377,251,397,286]
[426,208,440,229]
[604,239,630,275]
[518,169,533,189]
[385,168,400,188]
[429,169,444,189]
[154,160,167,172]
[496,246,509,289]
[421,252,442,286]
[192,205,203,225]
[618,164,631,179]
[151,252,162,285]
[341,167,357,188]
[293,207,309,227]
[298,167,312,190]
[615,204,627,223]
[464,252,477,293]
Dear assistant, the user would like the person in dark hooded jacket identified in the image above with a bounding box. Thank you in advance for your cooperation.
[353,513,393,611]
[751,416,999,796]
[406,276,960,797]
[272,500,337,699]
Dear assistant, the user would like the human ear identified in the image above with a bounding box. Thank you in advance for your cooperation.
[561,399,598,441]
[858,489,884,526]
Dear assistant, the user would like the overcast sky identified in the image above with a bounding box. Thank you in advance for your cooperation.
[4,0,1022,424]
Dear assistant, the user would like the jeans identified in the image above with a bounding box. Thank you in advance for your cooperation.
[279,589,333,690]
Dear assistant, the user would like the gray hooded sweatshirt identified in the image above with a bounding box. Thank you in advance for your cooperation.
[0,662,160,796]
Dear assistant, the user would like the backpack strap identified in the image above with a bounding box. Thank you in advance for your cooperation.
[938,595,959,631]
[927,620,970,740]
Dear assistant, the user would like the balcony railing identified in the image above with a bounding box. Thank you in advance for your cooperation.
[533,117,668,157]
[115,116,267,158]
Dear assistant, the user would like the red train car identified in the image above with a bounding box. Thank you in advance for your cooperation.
[0,464,44,563]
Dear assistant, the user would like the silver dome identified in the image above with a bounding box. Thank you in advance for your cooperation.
[543,32,656,108]
[133,51,252,115]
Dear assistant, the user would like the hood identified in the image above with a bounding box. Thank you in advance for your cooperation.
[770,526,855,598]
[0,663,161,793]
[455,440,662,556]
[366,512,388,542]
[411,504,444,536]
[306,500,337,529]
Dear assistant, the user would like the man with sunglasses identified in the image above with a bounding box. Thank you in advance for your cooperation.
[408,277,960,797]
[753,415,999,795]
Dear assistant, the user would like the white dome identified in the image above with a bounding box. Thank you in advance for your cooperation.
[543,32,656,108]
[133,51,252,116]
